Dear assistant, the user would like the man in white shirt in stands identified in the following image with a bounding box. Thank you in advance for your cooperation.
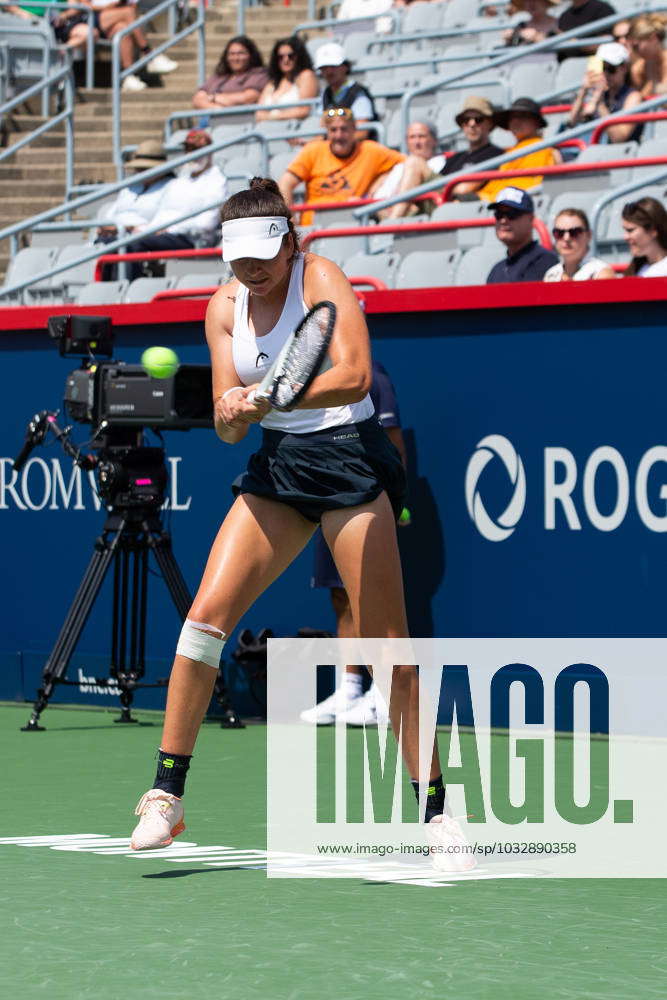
[122,129,228,279]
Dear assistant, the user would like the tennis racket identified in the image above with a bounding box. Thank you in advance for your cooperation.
[247,300,336,412]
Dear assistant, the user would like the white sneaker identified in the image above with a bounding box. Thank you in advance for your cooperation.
[146,53,178,74]
[122,73,147,93]
[426,813,477,873]
[300,689,359,725]
[336,688,378,726]
[130,788,185,850]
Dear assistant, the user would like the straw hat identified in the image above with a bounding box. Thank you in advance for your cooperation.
[125,140,167,170]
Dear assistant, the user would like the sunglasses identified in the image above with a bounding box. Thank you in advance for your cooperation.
[278,50,295,60]
[613,32,629,41]
[461,114,486,125]
[552,226,587,239]
[494,208,523,222]
[603,62,622,73]
[324,107,353,120]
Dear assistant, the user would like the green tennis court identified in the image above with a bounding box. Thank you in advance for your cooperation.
[2,703,664,1000]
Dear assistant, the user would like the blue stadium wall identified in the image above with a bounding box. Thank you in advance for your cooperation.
[1,279,666,716]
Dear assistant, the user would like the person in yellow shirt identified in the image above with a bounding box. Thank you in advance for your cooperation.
[477,97,561,203]
[278,107,433,223]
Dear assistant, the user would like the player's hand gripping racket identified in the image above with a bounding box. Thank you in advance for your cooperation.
[247,300,336,412]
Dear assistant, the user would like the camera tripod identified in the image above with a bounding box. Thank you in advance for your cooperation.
[20,445,241,732]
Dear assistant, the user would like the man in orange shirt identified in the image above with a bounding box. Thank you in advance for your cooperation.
[477,97,561,203]
[278,107,433,222]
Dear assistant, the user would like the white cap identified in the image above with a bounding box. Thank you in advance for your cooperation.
[314,42,347,70]
[221,216,289,262]
[596,42,629,67]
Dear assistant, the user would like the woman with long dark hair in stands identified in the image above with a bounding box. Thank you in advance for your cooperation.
[128,178,472,873]
[256,36,318,122]
[622,197,667,277]
[192,35,268,111]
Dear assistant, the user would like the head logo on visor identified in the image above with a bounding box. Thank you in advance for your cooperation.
[222,216,289,262]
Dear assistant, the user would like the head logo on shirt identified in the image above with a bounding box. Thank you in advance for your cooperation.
[256,351,269,367]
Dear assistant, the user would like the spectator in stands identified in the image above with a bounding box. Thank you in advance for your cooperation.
[476,97,560,204]
[51,5,99,52]
[568,42,642,141]
[612,18,632,51]
[557,0,616,34]
[628,15,667,98]
[120,129,228,278]
[486,186,558,282]
[622,197,667,277]
[89,0,178,93]
[314,43,379,138]
[503,0,558,46]
[97,140,175,243]
[277,107,433,223]
[256,37,318,122]
[368,122,445,211]
[440,97,505,199]
[544,208,615,280]
[192,35,268,111]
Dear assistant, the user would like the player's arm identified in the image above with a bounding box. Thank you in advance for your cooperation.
[297,254,372,409]
[205,284,268,443]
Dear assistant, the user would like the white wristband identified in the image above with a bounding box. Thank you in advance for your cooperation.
[221,386,244,401]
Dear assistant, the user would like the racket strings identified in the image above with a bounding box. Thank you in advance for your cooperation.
[273,308,332,409]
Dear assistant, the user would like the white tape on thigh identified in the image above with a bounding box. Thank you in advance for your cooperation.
[176,618,227,669]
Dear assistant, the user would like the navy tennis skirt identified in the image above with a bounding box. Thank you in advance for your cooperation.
[233,416,406,524]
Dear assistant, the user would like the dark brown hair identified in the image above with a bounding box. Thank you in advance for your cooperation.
[267,36,313,88]
[215,35,264,78]
[622,197,667,276]
[221,177,300,258]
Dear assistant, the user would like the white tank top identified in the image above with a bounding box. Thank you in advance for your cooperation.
[231,254,374,433]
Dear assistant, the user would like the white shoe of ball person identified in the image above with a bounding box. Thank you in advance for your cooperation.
[300,688,361,725]
[426,813,478,873]
[131,789,185,850]
[335,687,378,726]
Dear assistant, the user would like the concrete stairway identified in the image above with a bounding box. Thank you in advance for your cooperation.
[0,0,312,281]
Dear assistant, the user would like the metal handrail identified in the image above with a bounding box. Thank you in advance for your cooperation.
[294,10,402,36]
[164,98,321,141]
[354,91,667,220]
[301,216,553,251]
[111,0,206,176]
[0,63,75,202]
[6,1,97,90]
[590,167,667,255]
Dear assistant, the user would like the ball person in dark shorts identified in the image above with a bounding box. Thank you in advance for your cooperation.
[302,359,410,727]
[129,178,453,857]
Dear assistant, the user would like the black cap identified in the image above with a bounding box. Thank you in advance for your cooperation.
[494,97,547,131]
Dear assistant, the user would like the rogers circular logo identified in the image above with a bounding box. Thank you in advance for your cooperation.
[465,435,526,542]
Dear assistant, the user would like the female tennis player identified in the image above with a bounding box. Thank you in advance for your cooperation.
[130,179,460,865]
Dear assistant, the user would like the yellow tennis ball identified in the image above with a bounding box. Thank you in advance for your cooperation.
[141,346,179,379]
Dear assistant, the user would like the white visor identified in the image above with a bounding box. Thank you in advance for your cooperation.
[222,216,289,262]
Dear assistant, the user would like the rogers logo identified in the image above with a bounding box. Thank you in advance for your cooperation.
[465,435,526,542]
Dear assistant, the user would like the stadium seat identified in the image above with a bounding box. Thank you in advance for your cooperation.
[269,150,297,181]
[30,230,87,250]
[0,246,55,305]
[173,273,222,289]
[550,58,588,101]
[164,257,226,279]
[632,139,667,181]
[454,244,501,286]
[431,201,491,250]
[76,281,129,304]
[395,249,462,288]
[124,277,174,303]
[341,252,399,288]
[47,245,98,303]
[442,0,471,27]
[403,1,446,33]
[506,58,558,103]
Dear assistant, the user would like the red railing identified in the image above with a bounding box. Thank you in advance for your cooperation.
[152,287,219,300]
[301,217,554,250]
[440,155,667,201]
[590,111,667,144]
[290,191,441,216]
[94,247,222,281]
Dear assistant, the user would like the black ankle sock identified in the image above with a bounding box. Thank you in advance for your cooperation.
[411,774,446,822]
[153,749,191,798]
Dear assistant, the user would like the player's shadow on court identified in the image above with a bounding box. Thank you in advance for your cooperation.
[143,867,262,879]
[398,429,446,638]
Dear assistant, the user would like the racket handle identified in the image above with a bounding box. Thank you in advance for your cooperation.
[248,388,269,406]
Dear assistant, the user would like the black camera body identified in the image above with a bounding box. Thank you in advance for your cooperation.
[64,361,213,429]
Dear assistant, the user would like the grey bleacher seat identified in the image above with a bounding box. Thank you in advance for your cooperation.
[310,223,371,263]
[173,273,221,289]
[164,128,188,153]
[79,194,116,221]
[632,138,667,182]
[220,147,264,176]
[441,0,470,27]
[342,31,375,63]
[270,150,297,180]
[30,230,87,250]
[573,141,639,188]
[165,256,227,279]
[4,19,58,97]
[506,58,558,104]
[550,58,588,101]
[546,191,606,232]
[47,245,97,303]
[76,280,129,305]
[395,249,461,288]
[124,277,174,303]
[341,251,399,288]
[454,244,501,286]
[402,1,446,33]
[0,246,55,304]
[431,200,491,249]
